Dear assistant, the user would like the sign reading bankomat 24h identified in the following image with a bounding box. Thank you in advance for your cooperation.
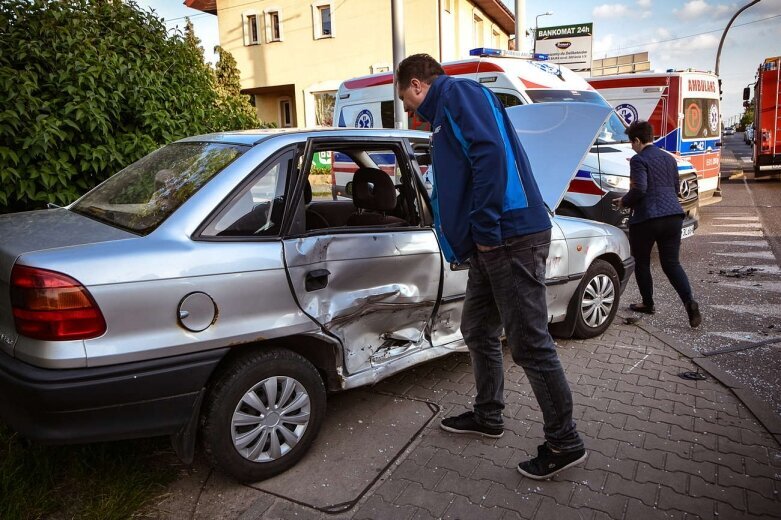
[536,23,593,76]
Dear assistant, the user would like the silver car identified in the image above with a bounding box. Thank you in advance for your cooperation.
[0,104,632,482]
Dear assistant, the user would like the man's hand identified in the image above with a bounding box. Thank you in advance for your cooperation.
[477,243,502,252]
[612,197,624,209]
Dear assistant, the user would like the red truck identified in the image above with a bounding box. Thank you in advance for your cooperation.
[746,56,781,176]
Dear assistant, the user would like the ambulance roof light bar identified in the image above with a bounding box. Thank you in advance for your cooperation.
[469,48,549,61]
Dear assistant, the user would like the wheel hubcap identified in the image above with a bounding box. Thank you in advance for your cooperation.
[581,274,615,328]
[231,376,311,463]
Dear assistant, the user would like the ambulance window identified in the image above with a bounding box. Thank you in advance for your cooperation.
[381,101,394,128]
[682,98,719,139]
[494,93,522,108]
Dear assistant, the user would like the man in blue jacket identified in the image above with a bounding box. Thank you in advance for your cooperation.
[396,54,586,479]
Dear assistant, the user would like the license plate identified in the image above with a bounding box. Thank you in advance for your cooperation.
[681,224,695,239]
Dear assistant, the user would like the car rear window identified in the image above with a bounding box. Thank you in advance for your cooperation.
[72,142,247,234]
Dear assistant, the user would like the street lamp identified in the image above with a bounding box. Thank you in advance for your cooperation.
[533,11,553,54]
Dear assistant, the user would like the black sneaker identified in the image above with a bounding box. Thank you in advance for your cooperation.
[685,300,702,328]
[517,443,587,480]
[440,411,503,438]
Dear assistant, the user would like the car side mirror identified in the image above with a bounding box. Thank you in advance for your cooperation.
[743,87,750,101]
[345,181,353,197]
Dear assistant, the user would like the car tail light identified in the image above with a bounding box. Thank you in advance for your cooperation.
[10,265,106,341]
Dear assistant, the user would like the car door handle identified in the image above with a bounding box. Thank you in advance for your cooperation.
[305,269,330,292]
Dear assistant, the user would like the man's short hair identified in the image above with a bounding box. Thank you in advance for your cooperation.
[396,54,445,89]
[625,120,654,144]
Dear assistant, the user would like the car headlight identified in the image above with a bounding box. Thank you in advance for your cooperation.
[592,173,630,192]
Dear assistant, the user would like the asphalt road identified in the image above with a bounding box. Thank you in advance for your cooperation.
[621,132,781,416]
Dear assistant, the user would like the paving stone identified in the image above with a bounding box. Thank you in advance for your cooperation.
[395,481,455,518]
[718,465,777,500]
[392,460,446,490]
[406,444,439,467]
[608,399,652,420]
[617,442,666,469]
[693,417,743,444]
[616,380,655,398]
[649,408,694,430]
[461,439,518,467]
[668,424,718,450]
[593,387,635,406]
[689,474,747,509]
[714,500,774,520]
[632,394,675,414]
[410,506,438,520]
[481,482,542,511]
[693,396,740,417]
[442,495,506,520]
[435,470,492,504]
[352,495,418,520]
[624,497,687,520]
[716,437,770,461]
[426,430,473,454]
[745,456,781,479]
[603,473,659,507]
[516,476,574,505]
[534,496,592,520]
[373,477,410,503]
[654,388,696,407]
[637,375,677,393]
[427,449,478,478]
[691,443,743,468]
[624,416,671,439]
[584,437,621,458]
[746,489,781,517]
[672,384,717,401]
[601,369,641,386]
[598,423,645,446]
[634,461,688,492]
[471,459,522,491]
[569,485,628,519]
[740,427,777,447]
[584,449,637,480]
[657,486,716,517]
[665,454,718,484]
[556,466,607,493]
[579,374,618,391]
[644,435,693,459]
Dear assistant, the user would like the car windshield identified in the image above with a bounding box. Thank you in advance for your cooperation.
[525,89,630,145]
[72,142,247,234]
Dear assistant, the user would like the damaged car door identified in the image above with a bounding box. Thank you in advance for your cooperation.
[282,137,443,376]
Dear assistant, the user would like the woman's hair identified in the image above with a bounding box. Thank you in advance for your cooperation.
[396,54,445,89]
[625,120,654,144]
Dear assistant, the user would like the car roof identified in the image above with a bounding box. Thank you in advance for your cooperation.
[176,127,432,146]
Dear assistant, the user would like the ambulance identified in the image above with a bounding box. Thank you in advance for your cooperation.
[334,48,699,235]
[588,70,721,200]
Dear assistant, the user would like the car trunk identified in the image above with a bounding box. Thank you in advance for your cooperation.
[0,209,135,355]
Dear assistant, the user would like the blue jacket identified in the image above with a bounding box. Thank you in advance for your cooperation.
[621,144,683,225]
[416,75,551,263]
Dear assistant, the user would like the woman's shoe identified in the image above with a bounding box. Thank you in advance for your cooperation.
[685,300,702,328]
[629,303,655,314]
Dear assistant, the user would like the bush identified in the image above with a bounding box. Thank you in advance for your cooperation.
[0,0,266,213]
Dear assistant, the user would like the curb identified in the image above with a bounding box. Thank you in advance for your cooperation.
[618,312,781,447]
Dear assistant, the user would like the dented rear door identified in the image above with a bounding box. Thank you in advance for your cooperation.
[283,230,442,375]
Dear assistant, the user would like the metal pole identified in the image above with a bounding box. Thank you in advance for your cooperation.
[391,0,407,129]
[514,0,525,51]
[715,0,760,77]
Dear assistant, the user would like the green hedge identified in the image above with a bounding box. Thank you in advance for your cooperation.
[0,0,266,213]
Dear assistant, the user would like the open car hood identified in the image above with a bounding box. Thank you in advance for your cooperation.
[507,103,613,210]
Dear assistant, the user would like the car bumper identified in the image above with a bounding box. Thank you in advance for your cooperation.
[0,348,227,444]
[620,257,635,293]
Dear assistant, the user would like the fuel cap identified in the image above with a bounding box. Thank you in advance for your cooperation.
[177,292,217,332]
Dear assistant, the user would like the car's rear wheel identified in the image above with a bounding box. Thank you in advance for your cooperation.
[572,259,620,339]
[201,348,326,482]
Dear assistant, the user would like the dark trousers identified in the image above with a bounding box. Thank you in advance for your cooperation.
[460,228,583,453]
[628,215,693,307]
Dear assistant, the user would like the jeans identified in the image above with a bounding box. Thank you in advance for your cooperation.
[629,215,693,307]
[460,228,584,453]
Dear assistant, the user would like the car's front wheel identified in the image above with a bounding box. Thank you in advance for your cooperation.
[201,348,326,482]
[572,259,620,339]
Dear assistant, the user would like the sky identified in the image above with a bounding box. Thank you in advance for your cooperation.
[134,0,781,122]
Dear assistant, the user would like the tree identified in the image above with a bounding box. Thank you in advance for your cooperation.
[213,45,260,130]
[184,18,204,60]
[0,0,264,213]
[740,99,755,130]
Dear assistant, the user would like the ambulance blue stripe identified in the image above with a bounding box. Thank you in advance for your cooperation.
[482,89,528,210]
[338,109,346,127]
[575,170,592,179]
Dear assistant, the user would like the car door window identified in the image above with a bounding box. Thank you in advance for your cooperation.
[201,149,294,237]
[303,145,419,231]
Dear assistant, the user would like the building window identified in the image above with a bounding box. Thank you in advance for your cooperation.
[492,29,501,48]
[265,9,283,42]
[247,14,259,45]
[279,98,293,128]
[312,2,333,39]
[473,14,484,47]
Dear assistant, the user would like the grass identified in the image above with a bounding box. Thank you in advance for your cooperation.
[0,424,178,520]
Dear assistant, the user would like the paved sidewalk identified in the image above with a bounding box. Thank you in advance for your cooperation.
[149,316,781,520]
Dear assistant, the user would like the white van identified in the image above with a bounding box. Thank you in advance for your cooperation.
[334,48,699,235]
